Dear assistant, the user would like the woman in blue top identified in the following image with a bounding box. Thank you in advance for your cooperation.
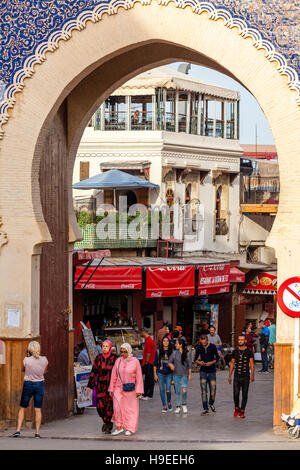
[154,336,174,413]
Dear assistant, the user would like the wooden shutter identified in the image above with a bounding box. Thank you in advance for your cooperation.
[80,161,90,181]
[104,190,114,205]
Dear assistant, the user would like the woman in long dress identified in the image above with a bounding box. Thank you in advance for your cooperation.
[86,340,116,434]
[108,343,144,436]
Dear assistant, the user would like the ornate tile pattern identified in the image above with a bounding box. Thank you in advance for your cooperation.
[0,0,299,137]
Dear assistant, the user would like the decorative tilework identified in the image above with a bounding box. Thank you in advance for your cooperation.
[0,0,299,138]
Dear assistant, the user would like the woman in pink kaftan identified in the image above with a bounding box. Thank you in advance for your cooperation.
[108,343,144,435]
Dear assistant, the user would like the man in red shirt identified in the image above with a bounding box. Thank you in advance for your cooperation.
[140,328,156,400]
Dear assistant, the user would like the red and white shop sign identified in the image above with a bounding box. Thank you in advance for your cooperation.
[146,265,195,298]
[277,277,300,318]
[198,263,230,295]
[74,266,142,290]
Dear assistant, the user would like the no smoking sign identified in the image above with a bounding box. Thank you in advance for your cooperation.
[277,277,300,318]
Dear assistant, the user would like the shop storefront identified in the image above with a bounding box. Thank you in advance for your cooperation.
[73,253,245,347]
[238,271,277,351]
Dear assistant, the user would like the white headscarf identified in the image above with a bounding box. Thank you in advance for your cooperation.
[121,343,133,360]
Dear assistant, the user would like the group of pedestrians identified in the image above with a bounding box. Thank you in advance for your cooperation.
[244,319,276,373]
[11,320,274,438]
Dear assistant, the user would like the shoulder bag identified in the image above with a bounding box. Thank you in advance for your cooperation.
[118,361,135,392]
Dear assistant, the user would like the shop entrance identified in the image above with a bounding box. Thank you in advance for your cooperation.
[0,2,299,427]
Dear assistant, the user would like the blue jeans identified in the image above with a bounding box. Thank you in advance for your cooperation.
[157,373,172,408]
[200,371,216,411]
[173,375,188,407]
[261,346,268,371]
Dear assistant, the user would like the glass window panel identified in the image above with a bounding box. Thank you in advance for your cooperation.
[165,90,176,132]
[215,101,224,138]
[104,96,126,130]
[205,99,214,136]
[190,93,198,135]
[178,92,187,133]
[131,95,153,130]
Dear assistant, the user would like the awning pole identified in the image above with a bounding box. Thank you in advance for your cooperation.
[81,258,103,289]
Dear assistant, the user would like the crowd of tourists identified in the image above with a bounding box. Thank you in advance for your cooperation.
[11,319,276,438]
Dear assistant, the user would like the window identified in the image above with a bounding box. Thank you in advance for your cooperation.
[215,101,224,138]
[226,101,235,139]
[178,92,188,133]
[104,96,126,130]
[190,93,199,135]
[205,99,214,136]
[165,90,176,132]
[130,95,153,130]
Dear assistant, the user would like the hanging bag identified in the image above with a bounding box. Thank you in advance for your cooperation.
[118,361,135,392]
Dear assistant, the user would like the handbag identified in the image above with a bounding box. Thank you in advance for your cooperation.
[118,362,135,392]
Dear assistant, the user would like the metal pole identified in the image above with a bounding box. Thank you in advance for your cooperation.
[294,317,300,404]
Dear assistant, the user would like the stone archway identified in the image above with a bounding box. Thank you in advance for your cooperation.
[0,1,299,425]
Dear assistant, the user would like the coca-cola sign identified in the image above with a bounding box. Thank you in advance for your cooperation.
[198,263,230,295]
[146,265,195,298]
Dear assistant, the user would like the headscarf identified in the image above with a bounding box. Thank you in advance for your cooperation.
[120,343,133,361]
[102,340,112,360]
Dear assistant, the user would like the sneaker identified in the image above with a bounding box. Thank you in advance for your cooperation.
[174,406,181,414]
[239,409,246,419]
[234,407,240,417]
[140,396,150,401]
[182,405,188,413]
[161,408,168,413]
[112,428,124,435]
[210,405,216,413]
[167,404,173,411]
[12,431,21,438]
[125,431,132,436]
[263,371,269,374]
[34,434,41,438]
[258,370,264,373]
[201,410,209,416]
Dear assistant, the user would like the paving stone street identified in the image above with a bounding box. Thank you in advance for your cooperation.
[1,365,298,450]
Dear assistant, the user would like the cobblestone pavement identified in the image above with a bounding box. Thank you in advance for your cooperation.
[1,365,298,450]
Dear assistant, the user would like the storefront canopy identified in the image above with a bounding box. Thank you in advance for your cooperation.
[74,256,243,294]
[74,266,142,290]
[243,272,277,294]
[230,267,245,283]
[72,169,159,190]
[198,263,231,295]
[146,265,195,298]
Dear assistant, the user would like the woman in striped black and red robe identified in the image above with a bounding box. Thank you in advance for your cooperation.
[87,340,116,433]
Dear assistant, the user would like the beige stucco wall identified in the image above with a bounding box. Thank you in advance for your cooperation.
[0,1,299,346]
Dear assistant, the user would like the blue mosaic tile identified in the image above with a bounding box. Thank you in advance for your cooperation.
[0,0,299,137]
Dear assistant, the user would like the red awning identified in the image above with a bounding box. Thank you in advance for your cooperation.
[198,263,230,295]
[146,265,195,298]
[244,272,277,294]
[74,266,142,290]
[230,267,245,283]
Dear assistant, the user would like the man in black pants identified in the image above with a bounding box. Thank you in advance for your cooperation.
[228,334,254,419]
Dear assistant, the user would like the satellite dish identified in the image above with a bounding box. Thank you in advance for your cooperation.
[177,63,191,75]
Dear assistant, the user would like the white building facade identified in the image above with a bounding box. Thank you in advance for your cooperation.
[73,66,243,256]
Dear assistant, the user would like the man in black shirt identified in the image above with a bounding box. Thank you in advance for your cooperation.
[228,334,254,419]
[194,334,219,415]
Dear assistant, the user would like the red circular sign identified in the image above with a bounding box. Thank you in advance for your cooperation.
[277,277,300,318]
